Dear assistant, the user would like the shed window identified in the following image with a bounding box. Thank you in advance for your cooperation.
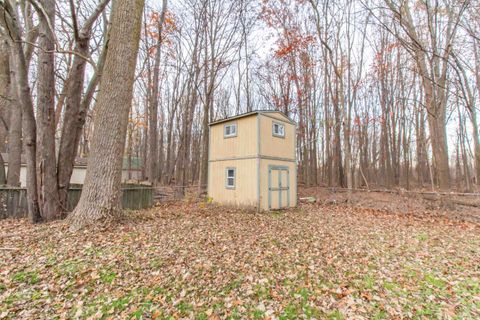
[226,168,236,189]
[272,122,285,137]
[224,123,237,138]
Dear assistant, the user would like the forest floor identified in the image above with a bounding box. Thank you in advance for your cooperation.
[1,198,480,319]
[300,186,480,224]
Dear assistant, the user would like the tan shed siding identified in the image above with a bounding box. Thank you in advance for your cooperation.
[259,159,297,210]
[259,114,295,160]
[209,115,257,160]
[208,159,258,207]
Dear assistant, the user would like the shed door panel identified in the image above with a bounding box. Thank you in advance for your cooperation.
[279,169,289,207]
[270,170,280,209]
[268,166,289,209]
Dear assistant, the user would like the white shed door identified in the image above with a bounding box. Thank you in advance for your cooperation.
[268,166,290,209]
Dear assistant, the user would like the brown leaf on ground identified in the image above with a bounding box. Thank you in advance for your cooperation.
[1,201,479,319]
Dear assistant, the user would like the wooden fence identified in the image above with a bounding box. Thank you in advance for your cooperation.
[0,186,153,219]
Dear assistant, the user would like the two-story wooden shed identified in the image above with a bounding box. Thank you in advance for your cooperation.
[208,110,297,211]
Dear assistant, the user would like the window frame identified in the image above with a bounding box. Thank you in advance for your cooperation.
[225,167,236,189]
[223,122,237,138]
[272,121,286,138]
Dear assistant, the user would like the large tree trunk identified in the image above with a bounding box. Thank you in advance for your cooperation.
[425,87,450,190]
[3,1,41,222]
[68,0,145,230]
[36,0,61,220]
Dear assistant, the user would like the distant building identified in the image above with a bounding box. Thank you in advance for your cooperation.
[208,110,297,210]
[1,154,143,187]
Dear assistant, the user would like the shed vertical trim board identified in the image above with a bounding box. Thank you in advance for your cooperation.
[207,125,211,196]
[294,121,297,207]
[278,170,283,209]
[287,169,290,206]
[256,113,261,212]
[268,166,271,209]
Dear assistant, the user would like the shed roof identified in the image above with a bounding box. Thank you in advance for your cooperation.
[209,110,295,126]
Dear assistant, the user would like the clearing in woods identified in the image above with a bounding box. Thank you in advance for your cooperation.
[0,199,479,319]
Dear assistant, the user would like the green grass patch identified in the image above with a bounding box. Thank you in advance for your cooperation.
[327,309,344,320]
[149,258,164,269]
[254,284,271,299]
[195,312,208,320]
[424,274,446,289]
[221,279,242,295]
[362,275,376,290]
[176,300,193,316]
[250,309,265,320]
[11,271,40,285]
[279,303,299,319]
[100,270,117,284]
[56,259,85,276]
[372,310,387,320]
[416,233,428,241]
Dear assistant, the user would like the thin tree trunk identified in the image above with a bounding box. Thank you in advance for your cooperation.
[6,52,22,187]
[0,37,9,185]
[147,0,167,185]
[57,0,110,213]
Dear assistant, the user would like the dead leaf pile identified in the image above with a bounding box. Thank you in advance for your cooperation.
[1,202,479,319]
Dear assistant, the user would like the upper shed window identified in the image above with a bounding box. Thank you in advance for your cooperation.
[224,123,237,138]
[272,122,285,138]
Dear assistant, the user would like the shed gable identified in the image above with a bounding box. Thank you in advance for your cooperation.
[209,114,257,161]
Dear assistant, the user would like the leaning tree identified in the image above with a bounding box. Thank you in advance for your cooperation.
[68,0,145,229]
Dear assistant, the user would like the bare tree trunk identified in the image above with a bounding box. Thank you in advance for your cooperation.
[0,37,10,185]
[198,94,209,195]
[6,51,22,187]
[427,103,450,189]
[68,0,145,230]
[454,49,480,185]
[474,44,480,184]
[57,0,110,213]
[147,0,167,185]
[3,1,41,222]
[382,0,457,190]
[36,0,61,220]
[458,108,472,191]
[163,110,175,184]
[198,11,210,196]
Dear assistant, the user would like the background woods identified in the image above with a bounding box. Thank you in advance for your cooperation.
[0,0,480,222]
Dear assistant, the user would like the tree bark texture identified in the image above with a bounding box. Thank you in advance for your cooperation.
[6,49,22,187]
[0,37,9,185]
[147,0,167,185]
[3,1,41,222]
[68,0,145,229]
[36,0,61,220]
[57,0,110,213]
